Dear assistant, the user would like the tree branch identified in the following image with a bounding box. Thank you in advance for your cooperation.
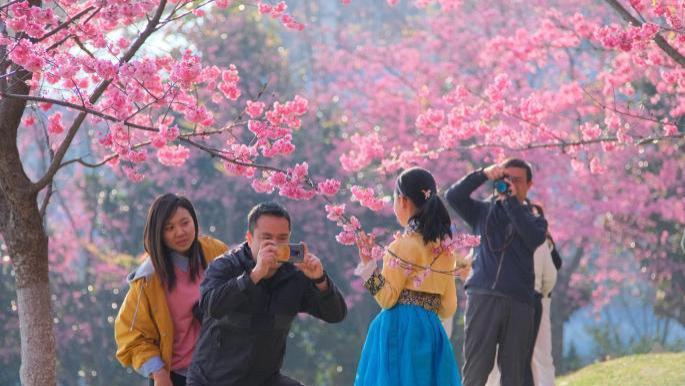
[1,92,157,132]
[36,6,96,43]
[0,0,22,11]
[604,0,685,67]
[29,0,168,194]
[455,132,684,152]
[181,138,288,174]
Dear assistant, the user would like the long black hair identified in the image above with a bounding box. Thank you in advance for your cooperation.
[396,167,452,244]
[143,193,206,291]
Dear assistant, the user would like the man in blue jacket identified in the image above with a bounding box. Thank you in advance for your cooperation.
[445,158,548,386]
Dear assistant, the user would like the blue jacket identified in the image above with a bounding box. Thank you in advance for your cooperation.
[445,170,548,304]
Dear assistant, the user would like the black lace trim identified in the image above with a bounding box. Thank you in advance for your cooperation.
[363,270,385,295]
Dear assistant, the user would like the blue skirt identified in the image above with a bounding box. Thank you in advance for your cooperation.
[355,304,462,386]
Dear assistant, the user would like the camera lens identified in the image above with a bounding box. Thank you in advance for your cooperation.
[494,180,508,193]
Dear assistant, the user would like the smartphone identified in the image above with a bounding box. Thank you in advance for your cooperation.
[275,243,305,263]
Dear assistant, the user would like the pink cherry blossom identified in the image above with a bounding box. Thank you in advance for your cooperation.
[156,145,191,167]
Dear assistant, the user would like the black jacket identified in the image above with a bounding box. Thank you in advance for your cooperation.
[186,242,347,386]
[445,170,548,304]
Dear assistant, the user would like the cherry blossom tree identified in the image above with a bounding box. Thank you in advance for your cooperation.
[3,0,685,384]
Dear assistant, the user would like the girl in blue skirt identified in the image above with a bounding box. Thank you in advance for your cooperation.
[354,167,462,386]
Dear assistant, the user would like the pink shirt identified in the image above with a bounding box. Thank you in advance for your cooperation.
[165,265,204,372]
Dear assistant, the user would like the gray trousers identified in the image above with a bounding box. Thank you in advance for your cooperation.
[462,292,534,386]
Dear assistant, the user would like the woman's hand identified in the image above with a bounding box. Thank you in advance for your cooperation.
[152,369,172,386]
[355,232,374,264]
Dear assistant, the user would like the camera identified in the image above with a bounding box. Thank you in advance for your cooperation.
[275,243,305,263]
[493,177,512,196]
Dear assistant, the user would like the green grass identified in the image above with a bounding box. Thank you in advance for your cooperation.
[557,352,685,386]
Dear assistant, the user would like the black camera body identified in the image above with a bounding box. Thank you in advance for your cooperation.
[493,176,512,196]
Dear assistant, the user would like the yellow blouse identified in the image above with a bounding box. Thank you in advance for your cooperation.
[364,232,458,319]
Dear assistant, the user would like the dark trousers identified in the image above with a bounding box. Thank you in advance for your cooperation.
[462,292,534,386]
[149,372,186,386]
[523,294,544,386]
[265,373,304,386]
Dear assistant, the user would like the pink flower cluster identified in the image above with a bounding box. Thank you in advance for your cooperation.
[247,120,293,157]
[317,179,341,196]
[47,112,65,135]
[580,122,602,140]
[223,144,258,178]
[339,133,386,172]
[350,185,385,211]
[433,232,481,255]
[151,125,180,148]
[122,166,144,182]
[325,204,346,221]
[170,50,203,88]
[412,269,431,287]
[274,162,317,200]
[218,65,241,101]
[157,145,190,167]
[257,1,304,31]
[7,39,45,72]
[249,163,321,200]
[265,95,308,129]
[334,215,363,246]
[594,23,660,52]
[6,1,57,38]
[415,108,445,135]
[246,100,266,118]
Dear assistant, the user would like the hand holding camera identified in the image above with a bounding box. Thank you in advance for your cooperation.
[275,242,325,281]
[493,176,518,199]
[275,242,305,263]
[483,164,506,180]
[291,243,328,289]
[252,241,281,282]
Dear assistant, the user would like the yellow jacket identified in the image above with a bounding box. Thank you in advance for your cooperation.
[371,232,459,319]
[114,236,228,375]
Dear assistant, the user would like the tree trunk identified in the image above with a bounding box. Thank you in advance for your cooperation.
[550,295,566,372]
[550,246,586,374]
[0,46,56,386]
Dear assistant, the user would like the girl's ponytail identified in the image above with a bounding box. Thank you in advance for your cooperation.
[396,167,452,243]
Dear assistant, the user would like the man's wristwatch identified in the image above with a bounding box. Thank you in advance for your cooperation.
[312,271,327,284]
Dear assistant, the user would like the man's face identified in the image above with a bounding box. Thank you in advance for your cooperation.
[504,166,532,202]
[246,215,291,259]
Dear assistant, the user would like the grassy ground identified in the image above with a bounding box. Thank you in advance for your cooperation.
[557,352,685,386]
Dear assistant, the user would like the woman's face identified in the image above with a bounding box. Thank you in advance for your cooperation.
[162,207,196,255]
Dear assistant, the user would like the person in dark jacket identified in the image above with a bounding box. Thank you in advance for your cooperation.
[445,158,548,386]
[186,202,347,386]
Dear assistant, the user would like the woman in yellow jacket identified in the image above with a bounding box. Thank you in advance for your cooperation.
[115,193,228,386]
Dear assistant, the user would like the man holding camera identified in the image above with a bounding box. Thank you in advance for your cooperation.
[186,202,347,386]
[445,159,548,386]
